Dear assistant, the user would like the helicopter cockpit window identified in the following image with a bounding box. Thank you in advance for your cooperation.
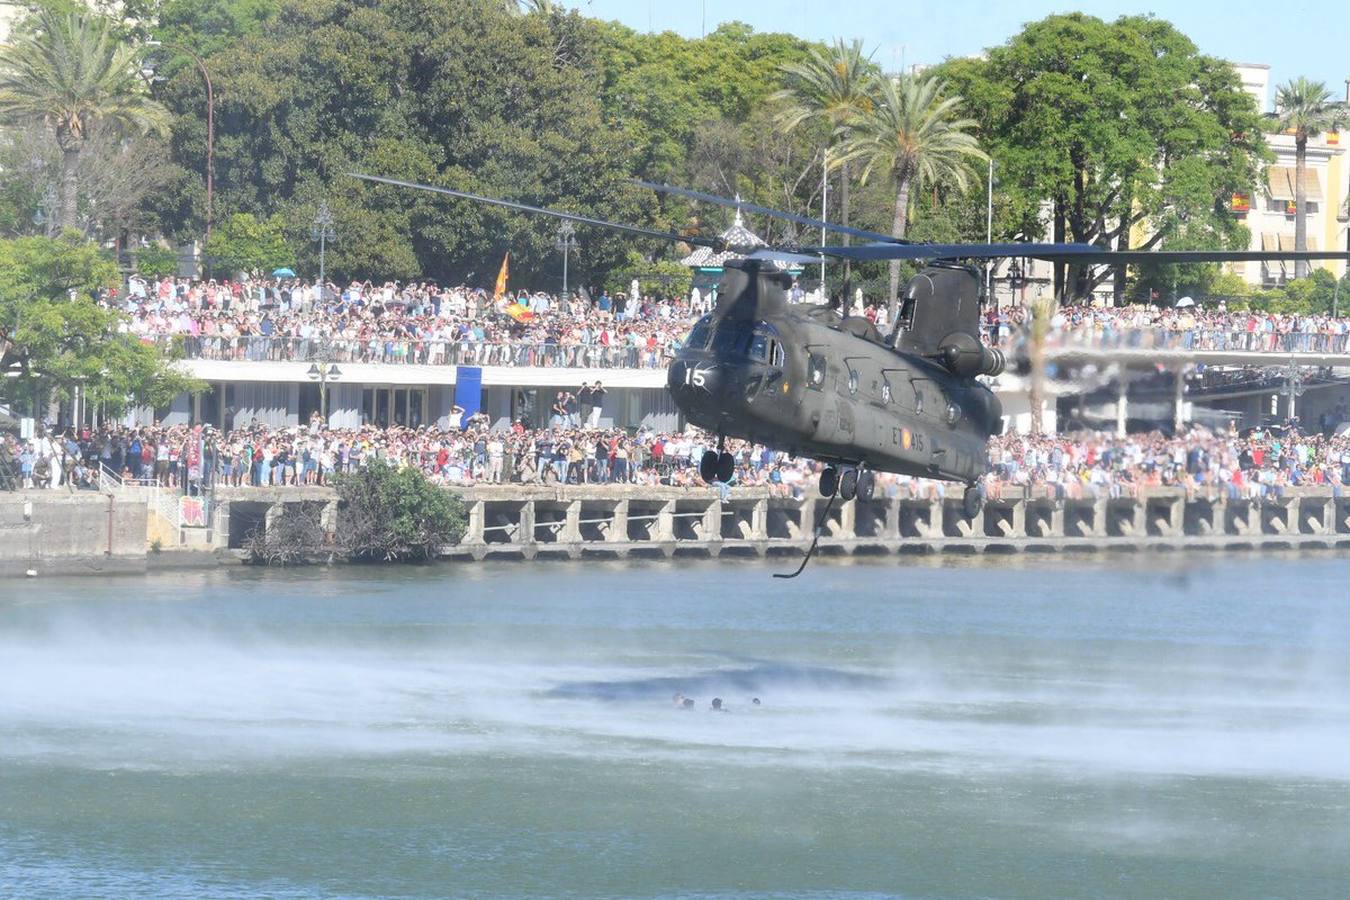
[684,316,713,350]
[749,331,770,362]
[770,341,785,368]
[711,324,750,355]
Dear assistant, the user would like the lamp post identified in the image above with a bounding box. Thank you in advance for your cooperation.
[1279,357,1306,425]
[554,221,579,300]
[985,157,995,306]
[306,356,342,424]
[311,201,337,292]
[143,41,214,246]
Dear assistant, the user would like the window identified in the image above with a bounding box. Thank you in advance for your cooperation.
[749,331,770,362]
[847,368,859,395]
[807,353,827,390]
[711,325,749,355]
[685,316,713,350]
[771,341,785,368]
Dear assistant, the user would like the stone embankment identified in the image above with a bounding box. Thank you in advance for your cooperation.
[5,484,1349,576]
[213,484,1350,560]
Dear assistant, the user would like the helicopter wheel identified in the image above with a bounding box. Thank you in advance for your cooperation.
[839,467,859,502]
[699,450,719,484]
[856,469,875,503]
[963,483,984,519]
[716,451,735,483]
[819,465,839,498]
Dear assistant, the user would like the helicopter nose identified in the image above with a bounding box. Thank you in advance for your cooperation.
[667,360,723,400]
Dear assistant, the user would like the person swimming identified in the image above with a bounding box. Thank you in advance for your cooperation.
[673,692,685,708]
[710,698,725,711]
[682,698,695,709]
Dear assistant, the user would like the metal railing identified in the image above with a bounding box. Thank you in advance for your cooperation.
[152,336,675,369]
[1047,327,1350,354]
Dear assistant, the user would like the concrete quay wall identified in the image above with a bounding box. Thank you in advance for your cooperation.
[0,492,149,576]
[211,484,1350,561]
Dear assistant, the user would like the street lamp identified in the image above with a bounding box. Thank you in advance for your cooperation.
[1278,357,1306,425]
[554,221,579,299]
[143,40,214,246]
[306,358,342,424]
[311,201,336,291]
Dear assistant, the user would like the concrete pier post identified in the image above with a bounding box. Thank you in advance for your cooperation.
[1091,498,1108,537]
[837,499,856,538]
[1166,497,1184,536]
[609,499,629,543]
[518,499,535,546]
[465,500,485,544]
[702,500,721,541]
[794,499,815,540]
[561,500,582,543]
[656,501,675,541]
[752,499,768,541]
[928,497,944,538]
[1008,498,1027,538]
[884,498,901,539]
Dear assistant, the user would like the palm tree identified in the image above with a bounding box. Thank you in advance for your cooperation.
[0,9,169,232]
[771,39,877,286]
[837,74,986,305]
[1271,78,1346,279]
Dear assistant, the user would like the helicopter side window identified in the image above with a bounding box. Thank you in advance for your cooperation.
[770,341,785,368]
[807,353,827,390]
[897,291,918,331]
[684,317,713,350]
[749,331,769,362]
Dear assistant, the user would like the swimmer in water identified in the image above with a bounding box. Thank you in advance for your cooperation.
[673,692,685,708]
[682,698,695,709]
[711,697,725,711]
[752,697,761,706]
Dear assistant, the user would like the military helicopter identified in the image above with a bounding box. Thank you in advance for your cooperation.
[350,172,1350,573]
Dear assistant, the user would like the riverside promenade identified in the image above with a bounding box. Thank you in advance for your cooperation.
[212,484,1350,560]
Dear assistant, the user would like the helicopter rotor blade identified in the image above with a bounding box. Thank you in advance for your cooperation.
[634,180,905,246]
[349,172,725,250]
[818,241,1350,264]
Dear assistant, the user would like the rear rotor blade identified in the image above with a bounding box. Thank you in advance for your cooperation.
[635,180,904,246]
[349,172,723,250]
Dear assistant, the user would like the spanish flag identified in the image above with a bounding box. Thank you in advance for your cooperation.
[493,252,510,300]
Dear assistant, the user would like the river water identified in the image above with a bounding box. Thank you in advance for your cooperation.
[2,555,1349,898]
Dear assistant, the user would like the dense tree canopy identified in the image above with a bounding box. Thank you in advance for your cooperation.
[0,233,196,415]
[940,13,1267,302]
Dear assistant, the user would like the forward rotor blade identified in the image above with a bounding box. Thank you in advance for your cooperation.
[744,248,829,266]
[820,241,1350,264]
[634,180,903,246]
[349,172,723,250]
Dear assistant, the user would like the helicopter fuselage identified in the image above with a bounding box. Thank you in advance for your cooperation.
[667,304,1000,484]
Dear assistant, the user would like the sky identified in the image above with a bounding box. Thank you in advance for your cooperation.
[566,0,1350,110]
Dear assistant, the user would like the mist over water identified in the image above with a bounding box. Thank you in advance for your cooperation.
[3,557,1350,897]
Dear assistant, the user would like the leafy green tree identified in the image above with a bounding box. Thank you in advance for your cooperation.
[940,14,1266,304]
[1270,78,1347,278]
[603,249,692,299]
[0,234,196,416]
[771,39,878,273]
[134,244,179,276]
[837,74,986,303]
[0,8,170,231]
[204,211,291,276]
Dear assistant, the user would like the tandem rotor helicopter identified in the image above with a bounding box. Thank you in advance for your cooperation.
[351,172,1350,574]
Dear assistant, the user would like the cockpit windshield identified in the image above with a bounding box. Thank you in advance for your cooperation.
[691,320,782,367]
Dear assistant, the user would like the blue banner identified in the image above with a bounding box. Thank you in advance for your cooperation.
[454,366,483,426]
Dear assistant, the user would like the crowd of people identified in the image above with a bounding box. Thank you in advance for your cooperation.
[5,416,1348,504]
[984,305,1350,353]
[101,272,1350,369]
[112,275,699,369]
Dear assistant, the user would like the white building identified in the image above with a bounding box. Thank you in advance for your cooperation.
[1231,64,1349,286]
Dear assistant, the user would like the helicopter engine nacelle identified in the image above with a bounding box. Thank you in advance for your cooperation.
[937,332,1004,378]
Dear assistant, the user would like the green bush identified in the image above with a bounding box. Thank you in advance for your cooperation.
[332,464,466,562]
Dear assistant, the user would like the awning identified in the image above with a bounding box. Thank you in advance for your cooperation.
[1267,233,1319,252]
[1266,166,1324,201]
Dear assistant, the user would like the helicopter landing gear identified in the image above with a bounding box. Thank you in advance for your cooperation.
[699,446,736,484]
[819,465,839,498]
[962,482,985,519]
[856,469,875,503]
[699,450,718,484]
[839,467,859,502]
